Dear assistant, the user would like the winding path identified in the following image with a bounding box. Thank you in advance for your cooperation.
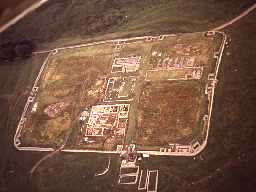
[212,3,256,31]
[0,0,49,33]
[94,156,111,177]
[29,145,64,175]
[30,138,67,175]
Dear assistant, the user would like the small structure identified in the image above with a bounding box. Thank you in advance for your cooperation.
[118,144,140,185]
[111,56,141,73]
[83,104,129,137]
[79,110,89,121]
[31,102,38,113]
[44,102,68,118]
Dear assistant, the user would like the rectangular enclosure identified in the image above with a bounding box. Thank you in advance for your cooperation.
[14,31,226,155]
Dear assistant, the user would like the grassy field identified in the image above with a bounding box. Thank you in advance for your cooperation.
[20,44,113,147]
[136,81,203,147]
[0,0,255,192]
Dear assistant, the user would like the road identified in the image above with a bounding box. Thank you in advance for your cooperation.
[0,0,49,33]
[212,3,256,31]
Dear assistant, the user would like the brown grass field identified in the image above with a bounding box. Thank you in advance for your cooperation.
[136,81,205,147]
[20,44,114,147]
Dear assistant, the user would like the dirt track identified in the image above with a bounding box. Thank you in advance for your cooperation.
[212,3,256,31]
[0,0,48,33]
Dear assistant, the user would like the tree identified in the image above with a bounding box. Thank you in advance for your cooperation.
[14,40,34,59]
[0,40,34,62]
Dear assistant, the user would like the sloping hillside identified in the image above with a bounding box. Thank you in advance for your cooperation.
[0,0,254,50]
[0,1,256,192]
